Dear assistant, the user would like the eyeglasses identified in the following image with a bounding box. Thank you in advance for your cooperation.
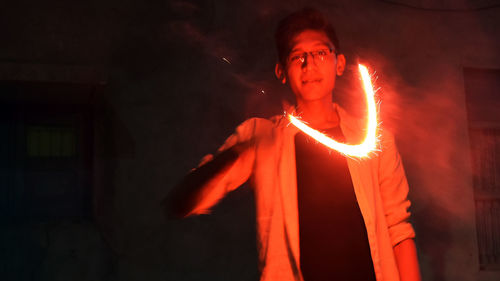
[287,48,335,66]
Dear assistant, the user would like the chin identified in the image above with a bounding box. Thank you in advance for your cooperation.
[299,90,331,102]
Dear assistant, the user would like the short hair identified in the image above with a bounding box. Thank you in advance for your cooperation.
[275,7,340,67]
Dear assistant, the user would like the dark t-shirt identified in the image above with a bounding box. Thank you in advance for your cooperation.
[295,126,376,281]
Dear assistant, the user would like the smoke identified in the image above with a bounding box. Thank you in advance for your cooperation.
[344,45,484,279]
[167,1,292,121]
[164,2,497,279]
[167,0,474,223]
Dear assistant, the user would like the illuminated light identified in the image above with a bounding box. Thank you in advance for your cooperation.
[222,57,231,64]
[261,90,265,94]
[288,64,379,158]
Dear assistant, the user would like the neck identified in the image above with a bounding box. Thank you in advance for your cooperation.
[295,97,339,129]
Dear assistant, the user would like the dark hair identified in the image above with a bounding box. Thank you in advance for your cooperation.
[275,7,340,67]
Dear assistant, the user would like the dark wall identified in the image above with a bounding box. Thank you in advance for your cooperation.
[1,0,500,280]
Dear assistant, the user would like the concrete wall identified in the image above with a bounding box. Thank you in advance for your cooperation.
[1,0,500,280]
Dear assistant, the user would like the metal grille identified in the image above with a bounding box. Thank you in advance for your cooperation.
[26,126,76,157]
[470,129,500,269]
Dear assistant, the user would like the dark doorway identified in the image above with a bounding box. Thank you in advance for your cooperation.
[0,81,96,222]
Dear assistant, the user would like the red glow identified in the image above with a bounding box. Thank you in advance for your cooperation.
[288,64,379,158]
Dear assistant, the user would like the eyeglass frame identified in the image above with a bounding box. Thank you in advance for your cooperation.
[286,47,337,67]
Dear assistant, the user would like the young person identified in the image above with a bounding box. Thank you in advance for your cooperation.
[165,8,421,281]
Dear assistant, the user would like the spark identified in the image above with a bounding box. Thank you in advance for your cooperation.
[222,57,231,64]
[288,64,379,158]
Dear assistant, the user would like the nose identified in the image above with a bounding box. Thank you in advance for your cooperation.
[301,53,317,70]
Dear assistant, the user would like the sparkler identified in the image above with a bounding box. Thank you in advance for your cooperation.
[288,64,379,158]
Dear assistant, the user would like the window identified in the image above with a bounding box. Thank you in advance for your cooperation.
[464,68,500,270]
[26,126,76,157]
[0,81,94,222]
[469,129,500,270]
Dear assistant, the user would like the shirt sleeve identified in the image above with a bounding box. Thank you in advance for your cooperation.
[378,130,416,247]
[187,118,257,216]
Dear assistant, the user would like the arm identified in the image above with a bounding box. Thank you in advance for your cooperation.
[394,239,421,281]
[378,131,421,279]
[162,119,258,218]
[163,140,253,218]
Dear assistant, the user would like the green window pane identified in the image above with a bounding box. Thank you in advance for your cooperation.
[39,129,51,157]
[26,126,76,158]
[27,127,40,157]
[61,129,76,157]
[50,129,61,157]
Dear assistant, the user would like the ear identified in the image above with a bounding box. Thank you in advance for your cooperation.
[275,63,286,84]
[336,54,346,76]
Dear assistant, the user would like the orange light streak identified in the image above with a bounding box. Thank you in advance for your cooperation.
[288,64,379,158]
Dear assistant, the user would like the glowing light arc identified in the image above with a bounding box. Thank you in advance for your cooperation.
[288,64,379,158]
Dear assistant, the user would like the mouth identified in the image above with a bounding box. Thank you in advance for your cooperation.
[302,79,322,85]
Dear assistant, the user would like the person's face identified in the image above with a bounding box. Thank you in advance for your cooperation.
[276,29,345,104]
